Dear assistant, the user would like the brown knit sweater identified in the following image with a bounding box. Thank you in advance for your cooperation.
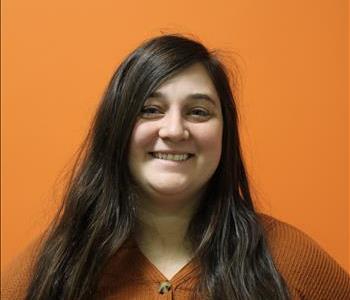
[2,213,350,299]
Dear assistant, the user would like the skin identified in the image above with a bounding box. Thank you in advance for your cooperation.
[128,62,223,279]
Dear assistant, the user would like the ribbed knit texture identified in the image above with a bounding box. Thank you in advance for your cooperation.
[2,213,350,299]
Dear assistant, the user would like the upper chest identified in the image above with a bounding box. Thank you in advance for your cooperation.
[97,242,201,299]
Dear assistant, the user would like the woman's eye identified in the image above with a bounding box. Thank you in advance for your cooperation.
[140,106,162,118]
[190,108,210,118]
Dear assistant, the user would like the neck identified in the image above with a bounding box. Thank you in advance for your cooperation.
[134,194,201,255]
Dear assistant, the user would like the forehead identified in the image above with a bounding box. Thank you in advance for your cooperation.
[152,63,220,104]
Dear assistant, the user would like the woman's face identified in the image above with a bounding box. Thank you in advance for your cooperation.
[128,63,223,204]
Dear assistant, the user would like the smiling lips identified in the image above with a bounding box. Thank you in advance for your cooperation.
[149,152,193,161]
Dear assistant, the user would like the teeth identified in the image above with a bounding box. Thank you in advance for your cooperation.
[152,152,190,161]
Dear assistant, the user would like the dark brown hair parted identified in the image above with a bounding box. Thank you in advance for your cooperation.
[25,33,291,299]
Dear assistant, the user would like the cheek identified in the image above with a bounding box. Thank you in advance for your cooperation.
[192,123,223,186]
[196,123,223,153]
[129,122,157,153]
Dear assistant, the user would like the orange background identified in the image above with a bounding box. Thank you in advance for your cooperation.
[1,0,349,273]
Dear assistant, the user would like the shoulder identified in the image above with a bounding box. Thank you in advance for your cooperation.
[1,234,45,300]
[257,213,350,299]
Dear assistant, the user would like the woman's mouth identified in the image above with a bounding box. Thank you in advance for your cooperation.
[149,152,194,161]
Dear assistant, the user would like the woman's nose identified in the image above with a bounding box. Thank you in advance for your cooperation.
[158,111,189,141]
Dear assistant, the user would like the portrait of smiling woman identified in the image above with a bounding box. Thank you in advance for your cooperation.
[2,34,350,300]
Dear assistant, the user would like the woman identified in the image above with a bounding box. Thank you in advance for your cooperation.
[2,34,350,300]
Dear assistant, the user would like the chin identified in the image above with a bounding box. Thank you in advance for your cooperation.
[149,182,190,195]
[144,175,193,196]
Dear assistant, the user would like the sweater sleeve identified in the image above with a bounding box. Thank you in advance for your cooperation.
[1,236,43,300]
[265,218,350,300]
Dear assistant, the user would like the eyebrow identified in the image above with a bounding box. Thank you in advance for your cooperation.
[148,91,218,106]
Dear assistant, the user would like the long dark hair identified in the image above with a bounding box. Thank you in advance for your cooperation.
[25,33,291,299]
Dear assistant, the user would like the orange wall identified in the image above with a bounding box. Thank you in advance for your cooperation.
[2,0,348,273]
